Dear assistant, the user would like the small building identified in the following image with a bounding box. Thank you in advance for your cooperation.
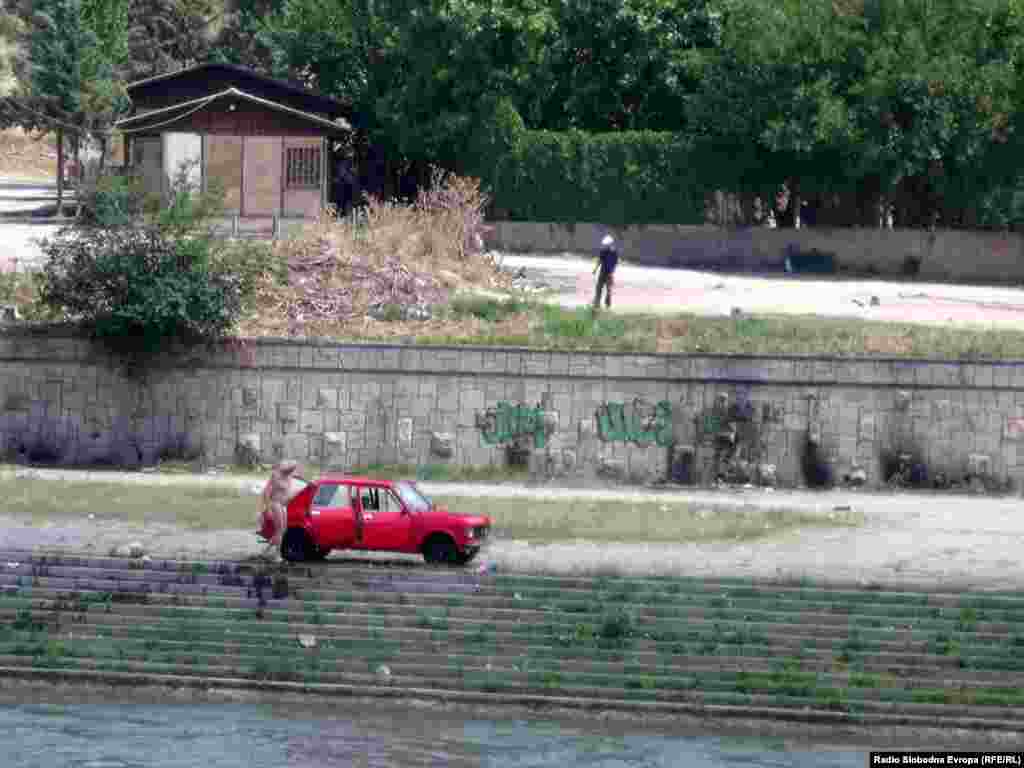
[115,63,352,230]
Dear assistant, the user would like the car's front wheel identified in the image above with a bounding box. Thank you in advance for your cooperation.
[422,535,458,565]
[456,549,479,566]
[281,528,313,563]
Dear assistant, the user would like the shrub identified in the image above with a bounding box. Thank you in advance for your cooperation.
[37,225,244,346]
[598,608,634,644]
[35,161,261,363]
[75,171,148,228]
[413,166,491,261]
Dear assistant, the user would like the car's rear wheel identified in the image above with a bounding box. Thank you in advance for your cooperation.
[422,535,458,565]
[281,528,313,563]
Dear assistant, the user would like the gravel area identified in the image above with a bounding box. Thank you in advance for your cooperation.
[5,467,1024,591]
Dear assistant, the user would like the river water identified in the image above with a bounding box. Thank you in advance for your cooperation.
[0,694,869,768]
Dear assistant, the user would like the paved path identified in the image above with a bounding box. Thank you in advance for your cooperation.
[499,252,1024,329]
[5,467,1024,591]
[0,179,69,272]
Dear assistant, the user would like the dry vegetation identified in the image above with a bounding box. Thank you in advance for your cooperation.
[236,169,513,340]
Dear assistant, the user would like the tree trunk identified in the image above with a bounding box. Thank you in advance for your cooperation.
[55,127,64,216]
[98,134,108,175]
[73,135,83,219]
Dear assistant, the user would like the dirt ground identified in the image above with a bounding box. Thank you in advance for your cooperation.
[499,252,1024,329]
[4,468,1024,591]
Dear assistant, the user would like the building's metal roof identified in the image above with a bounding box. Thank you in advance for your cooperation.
[126,62,350,119]
[115,88,351,134]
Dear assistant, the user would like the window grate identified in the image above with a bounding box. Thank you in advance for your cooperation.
[285,146,321,189]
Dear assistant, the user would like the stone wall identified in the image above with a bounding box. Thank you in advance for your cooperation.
[485,222,1024,284]
[2,332,1023,490]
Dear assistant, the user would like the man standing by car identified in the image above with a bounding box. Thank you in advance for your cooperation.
[260,460,299,560]
[593,234,619,309]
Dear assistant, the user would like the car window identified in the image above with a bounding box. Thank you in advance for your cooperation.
[395,482,431,512]
[359,487,379,511]
[312,483,341,507]
[380,489,403,514]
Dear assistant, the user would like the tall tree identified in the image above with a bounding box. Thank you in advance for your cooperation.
[690,0,1024,227]
[125,0,222,81]
[9,0,90,211]
[8,0,130,211]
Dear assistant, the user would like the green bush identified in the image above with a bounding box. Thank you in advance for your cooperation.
[597,608,634,644]
[77,172,146,228]
[35,161,258,361]
[37,226,244,346]
[485,129,713,226]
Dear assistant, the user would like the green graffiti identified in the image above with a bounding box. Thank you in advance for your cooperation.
[595,399,673,447]
[702,412,723,435]
[476,401,548,449]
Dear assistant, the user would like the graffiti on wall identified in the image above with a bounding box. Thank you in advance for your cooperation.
[595,399,673,447]
[476,401,549,449]
[691,390,780,487]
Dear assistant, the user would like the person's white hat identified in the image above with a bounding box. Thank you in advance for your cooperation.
[601,235,615,246]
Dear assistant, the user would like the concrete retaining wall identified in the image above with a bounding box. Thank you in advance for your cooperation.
[2,333,1024,490]
[484,222,1024,284]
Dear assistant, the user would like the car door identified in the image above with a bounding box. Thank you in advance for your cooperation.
[309,482,356,549]
[359,486,413,552]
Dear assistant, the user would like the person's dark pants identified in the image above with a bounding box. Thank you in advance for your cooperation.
[593,268,614,308]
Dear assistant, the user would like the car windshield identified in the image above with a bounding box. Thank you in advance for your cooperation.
[395,481,432,513]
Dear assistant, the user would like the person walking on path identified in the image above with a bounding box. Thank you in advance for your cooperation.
[593,234,619,309]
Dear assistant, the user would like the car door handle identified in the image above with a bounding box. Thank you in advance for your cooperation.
[364,514,374,520]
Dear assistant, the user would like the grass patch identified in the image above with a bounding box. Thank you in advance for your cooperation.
[0,477,863,544]
[300,292,1024,360]
[474,498,864,544]
[447,294,533,323]
[588,307,1024,358]
[0,476,260,530]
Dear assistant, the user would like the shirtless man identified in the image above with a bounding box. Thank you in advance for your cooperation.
[260,460,299,560]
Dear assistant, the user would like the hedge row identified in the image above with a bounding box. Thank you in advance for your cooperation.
[486,129,712,226]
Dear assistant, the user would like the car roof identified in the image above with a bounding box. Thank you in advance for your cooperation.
[317,475,405,488]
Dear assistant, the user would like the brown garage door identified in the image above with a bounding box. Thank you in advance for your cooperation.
[242,137,281,216]
[204,136,242,213]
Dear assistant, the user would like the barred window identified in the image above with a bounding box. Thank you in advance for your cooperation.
[285,146,321,188]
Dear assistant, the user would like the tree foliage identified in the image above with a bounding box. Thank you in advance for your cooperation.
[6,0,130,200]
[12,0,1024,228]
[36,163,252,358]
[692,0,1024,226]
[125,0,222,81]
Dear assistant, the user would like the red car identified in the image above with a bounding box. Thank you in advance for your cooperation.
[259,475,492,565]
